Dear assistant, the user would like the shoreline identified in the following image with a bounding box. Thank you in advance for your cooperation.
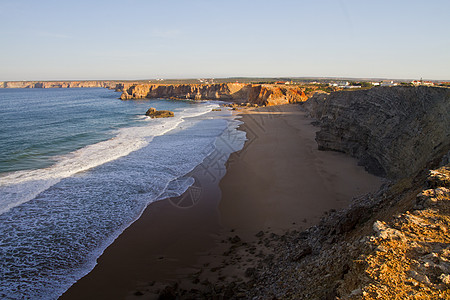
[61,104,382,299]
[60,111,244,299]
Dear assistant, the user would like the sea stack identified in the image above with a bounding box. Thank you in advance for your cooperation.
[145,107,174,118]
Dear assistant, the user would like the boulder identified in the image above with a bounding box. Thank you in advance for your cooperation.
[145,107,174,118]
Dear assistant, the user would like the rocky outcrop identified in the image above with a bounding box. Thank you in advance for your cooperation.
[120,83,234,101]
[119,83,308,106]
[237,160,450,300]
[303,86,450,179]
[336,163,450,299]
[145,108,174,118]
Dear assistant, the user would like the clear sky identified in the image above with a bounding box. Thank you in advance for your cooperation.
[1,0,449,81]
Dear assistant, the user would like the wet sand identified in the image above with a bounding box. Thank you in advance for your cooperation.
[60,140,230,299]
[61,104,382,299]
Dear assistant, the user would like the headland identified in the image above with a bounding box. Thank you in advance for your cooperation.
[8,82,450,299]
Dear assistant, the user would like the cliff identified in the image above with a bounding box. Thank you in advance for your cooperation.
[303,86,450,179]
[119,83,308,106]
[0,81,308,106]
[0,80,120,89]
[245,86,450,299]
[244,158,450,300]
[137,86,450,299]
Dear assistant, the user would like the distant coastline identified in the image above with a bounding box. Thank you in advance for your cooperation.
[0,80,120,89]
[0,80,311,106]
[2,77,449,89]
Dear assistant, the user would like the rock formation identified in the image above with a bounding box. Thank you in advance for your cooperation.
[0,80,309,106]
[303,86,450,179]
[0,80,121,89]
[145,107,174,118]
[119,83,308,106]
[237,159,450,300]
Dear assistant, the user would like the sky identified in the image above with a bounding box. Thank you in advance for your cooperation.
[1,0,449,81]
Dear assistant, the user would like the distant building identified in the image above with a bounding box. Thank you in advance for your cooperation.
[329,81,349,87]
[381,80,398,87]
[411,80,435,86]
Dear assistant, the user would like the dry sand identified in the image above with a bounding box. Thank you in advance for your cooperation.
[219,105,382,239]
[61,104,382,299]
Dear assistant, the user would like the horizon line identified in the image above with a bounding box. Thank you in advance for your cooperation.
[2,76,449,82]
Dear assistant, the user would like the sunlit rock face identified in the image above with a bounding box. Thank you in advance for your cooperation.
[120,83,308,106]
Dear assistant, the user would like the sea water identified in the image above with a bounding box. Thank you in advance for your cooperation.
[0,88,245,299]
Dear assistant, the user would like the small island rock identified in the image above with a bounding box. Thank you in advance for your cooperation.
[145,107,174,118]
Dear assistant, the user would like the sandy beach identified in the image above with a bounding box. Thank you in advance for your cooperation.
[61,104,382,299]
[219,105,382,238]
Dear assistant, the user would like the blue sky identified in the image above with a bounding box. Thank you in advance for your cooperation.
[1,0,449,81]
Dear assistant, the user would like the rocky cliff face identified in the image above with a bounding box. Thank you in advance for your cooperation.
[243,86,450,299]
[303,86,450,179]
[242,157,450,300]
[119,83,308,106]
[0,81,308,106]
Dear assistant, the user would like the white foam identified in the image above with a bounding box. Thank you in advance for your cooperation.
[0,102,219,215]
[0,103,245,299]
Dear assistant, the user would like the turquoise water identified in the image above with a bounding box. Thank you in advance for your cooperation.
[0,88,246,299]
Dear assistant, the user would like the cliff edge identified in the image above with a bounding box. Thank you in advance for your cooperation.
[0,80,120,89]
[119,83,308,106]
[243,86,450,299]
[304,86,450,179]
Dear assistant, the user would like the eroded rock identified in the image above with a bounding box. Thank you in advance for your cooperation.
[120,83,308,106]
[145,108,174,118]
[303,86,450,179]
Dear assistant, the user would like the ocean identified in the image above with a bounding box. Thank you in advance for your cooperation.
[0,88,245,299]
